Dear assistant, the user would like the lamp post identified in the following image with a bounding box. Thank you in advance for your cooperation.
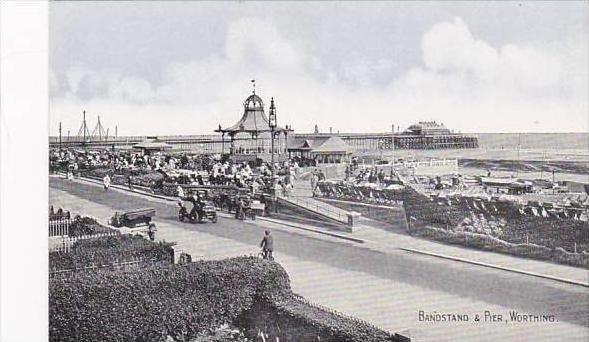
[269,97,277,176]
[391,124,395,173]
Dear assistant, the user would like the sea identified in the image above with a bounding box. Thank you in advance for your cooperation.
[475,133,588,150]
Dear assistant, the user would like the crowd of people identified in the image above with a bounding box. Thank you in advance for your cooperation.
[50,148,306,197]
[49,148,213,176]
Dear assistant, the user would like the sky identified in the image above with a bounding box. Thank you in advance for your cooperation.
[49,1,588,136]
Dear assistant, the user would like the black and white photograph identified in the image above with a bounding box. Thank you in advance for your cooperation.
[0,1,588,341]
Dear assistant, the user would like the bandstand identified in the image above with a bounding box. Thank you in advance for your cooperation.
[215,88,292,163]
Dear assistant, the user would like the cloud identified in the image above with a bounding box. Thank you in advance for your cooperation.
[384,17,587,132]
[50,17,588,135]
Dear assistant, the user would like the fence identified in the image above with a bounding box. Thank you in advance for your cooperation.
[49,218,72,237]
[49,256,166,278]
[290,293,386,333]
[48,231,121,253]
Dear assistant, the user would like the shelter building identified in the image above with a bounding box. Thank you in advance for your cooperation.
[288,135,352,164]
[133,137,172,155]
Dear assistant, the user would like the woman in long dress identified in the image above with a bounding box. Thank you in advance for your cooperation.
[103,174,111,191]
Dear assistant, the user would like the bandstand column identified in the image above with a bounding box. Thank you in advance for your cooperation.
[284,131,288,154]
[221,133,225,154]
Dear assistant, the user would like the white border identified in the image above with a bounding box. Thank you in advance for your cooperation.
[1,1,49,341]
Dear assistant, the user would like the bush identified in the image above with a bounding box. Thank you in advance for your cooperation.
[409,224,589,269]
[68,215,115,237]
[50,257,401,342]
[237,295,395,342]
[49,257,288,342]
[49,234,174,271]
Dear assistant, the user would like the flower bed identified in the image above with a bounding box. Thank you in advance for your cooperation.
[83,167,166,188]
[49,234,175,272]
[409,224,589,268]
[318,182,589,266]
[50,257,402,342]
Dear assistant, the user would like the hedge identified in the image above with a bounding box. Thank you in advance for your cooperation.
[49,257,289,342]
[237,295,396,342]
[49,234,175,272]
[67,215,116,237]
[50,257,403,342]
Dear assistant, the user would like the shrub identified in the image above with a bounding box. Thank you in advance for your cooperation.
[49,234,175,271]
[49,257,401,342]
[237,295,395,342]
[68,215,115,237]
[49,257,288,342]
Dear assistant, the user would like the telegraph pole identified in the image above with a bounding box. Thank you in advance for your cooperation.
[59,122,62,150]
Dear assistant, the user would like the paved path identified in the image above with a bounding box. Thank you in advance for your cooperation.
[50,177,589,341]
[291,177,588,286]
[279,178,353,224]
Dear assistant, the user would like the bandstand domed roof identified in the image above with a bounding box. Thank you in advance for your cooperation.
[244,94,264,109]
[216,91,291,134]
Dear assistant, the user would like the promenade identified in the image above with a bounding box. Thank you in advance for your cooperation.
[50,176,588,341]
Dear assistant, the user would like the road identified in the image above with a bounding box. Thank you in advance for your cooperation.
[50,177,589,341]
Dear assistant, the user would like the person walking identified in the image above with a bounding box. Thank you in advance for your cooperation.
[260,230,274,260]
[103,174,111,191]
[128,174,134,191]
[177,185,185,199]
[73,162,79,178]
[147,224,155,241]
[311,171,319,196]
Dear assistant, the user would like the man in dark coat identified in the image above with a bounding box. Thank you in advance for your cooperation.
[260,230,274,260]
